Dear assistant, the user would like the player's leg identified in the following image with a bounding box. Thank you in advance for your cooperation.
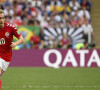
[0,67,5,90]
[0,58,10,90]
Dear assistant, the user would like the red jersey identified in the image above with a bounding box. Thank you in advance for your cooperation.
[0,22,21,62]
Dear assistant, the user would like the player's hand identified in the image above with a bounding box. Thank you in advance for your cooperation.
[10,42,17,48]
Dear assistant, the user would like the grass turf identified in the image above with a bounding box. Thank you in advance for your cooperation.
[1,67,100,90]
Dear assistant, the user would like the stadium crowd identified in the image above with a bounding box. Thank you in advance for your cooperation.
[0,0,95,49]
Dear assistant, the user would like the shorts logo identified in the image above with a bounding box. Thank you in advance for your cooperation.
[5,32,9,38]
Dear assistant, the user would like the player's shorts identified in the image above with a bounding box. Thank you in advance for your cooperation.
[0,58,10,77]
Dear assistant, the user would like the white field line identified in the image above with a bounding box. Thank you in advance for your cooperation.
[2,86,100,88]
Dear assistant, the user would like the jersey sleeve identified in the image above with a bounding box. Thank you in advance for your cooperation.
[12,25,21,38]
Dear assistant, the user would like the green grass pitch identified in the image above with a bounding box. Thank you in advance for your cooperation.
[1,67,100,90]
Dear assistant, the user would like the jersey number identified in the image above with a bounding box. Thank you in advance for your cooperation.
[0,38,5,45]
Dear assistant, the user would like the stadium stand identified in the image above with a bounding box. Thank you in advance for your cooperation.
[0,0,99,49]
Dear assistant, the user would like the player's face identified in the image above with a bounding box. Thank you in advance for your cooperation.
[0,13,5,28]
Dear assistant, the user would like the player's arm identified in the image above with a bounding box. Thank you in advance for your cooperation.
[10,36,24,48]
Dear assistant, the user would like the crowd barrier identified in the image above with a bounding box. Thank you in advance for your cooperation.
[10,49,100,68]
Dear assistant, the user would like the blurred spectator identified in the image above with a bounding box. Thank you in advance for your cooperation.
[80,0,92,12]
[74,20,80,29]
[40,15,49,28]
[34,20,40,26]
[0,4,4,10]
[63,11,69,21]
[50,0,62,6]
[39,29,46,49]
[54,12,62,23]
[69,0,80,10]
[28,0,42,8]
[64,20,71,28]
[47,36,54,48]
[27,19,34,26]
[71,7,79,17]
[60,33,70,49]
[82,19,95,48]
[5,16,11,23]
[70,15,79,27]
[50,2,63,14]
[53,40,58,48]
[39,40,45,49]
[4,0,12,8]
[78,6,91,21]
[10,14,22,26]
[30,30,40,49]
[39,28,44,39]
[4,5,14,17]
[62,3,71,15]
[49,14,58,27]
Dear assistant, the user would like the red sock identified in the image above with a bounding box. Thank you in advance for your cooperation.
[0,79,1,90]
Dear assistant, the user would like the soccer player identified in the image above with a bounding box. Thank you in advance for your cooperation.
[0,9,24,89]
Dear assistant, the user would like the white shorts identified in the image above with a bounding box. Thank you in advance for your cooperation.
[0,58,10,77]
